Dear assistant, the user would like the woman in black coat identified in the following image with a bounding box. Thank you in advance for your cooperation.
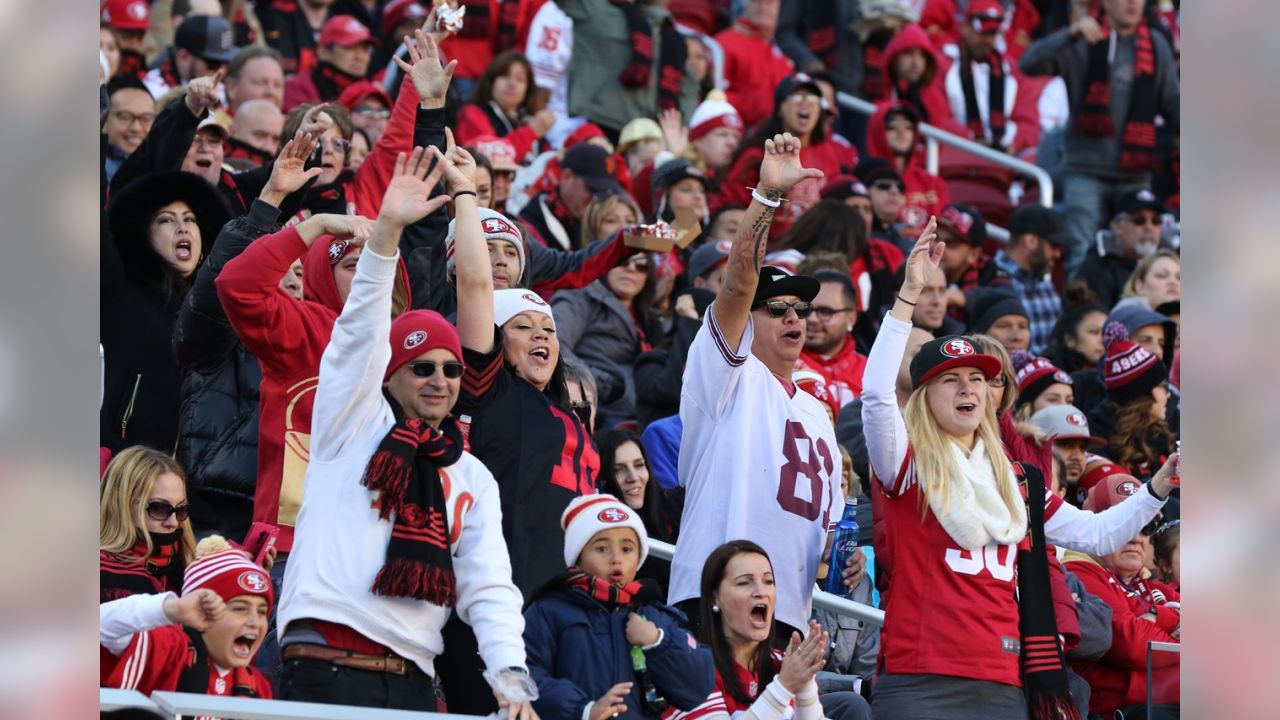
[102,171,232,454]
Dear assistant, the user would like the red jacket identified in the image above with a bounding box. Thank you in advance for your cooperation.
[714,25,795,129]
[720,136,858,238]
[865,101,951,231]
[439,0,542,80]
[456,103,541,161]
[799,336,868,408]
[1064,555,1180,714]
[881,24,965,135]
[920,0,1041,64]
[102,624,273,699]
[323,74,423,221]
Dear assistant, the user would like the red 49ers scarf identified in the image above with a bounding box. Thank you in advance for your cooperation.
[361,393,464,606]
[1075,23,1160,174]
[613,1,687,111]
[562,569,659,608]
[959,49,1006,147]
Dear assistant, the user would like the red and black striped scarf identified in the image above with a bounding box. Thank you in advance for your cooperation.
[458,0,521,45]
[806,1,839,69]
[613,1,687,111]
[563,568,652,607]
[1014,463,1084,720]
[361,394,464,607]
[959,48,1006,147]
[314,61,363,100]
[1075,23,1159,174]
[100,530,186,602]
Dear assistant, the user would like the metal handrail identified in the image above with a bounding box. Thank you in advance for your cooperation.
[146,691,476,720]
[100,688,160,713]
[647,539,885,627]
[835,90,1054,209]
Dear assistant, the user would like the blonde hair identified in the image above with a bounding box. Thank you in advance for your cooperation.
[902,368,1022,522]
[581,192,643,245]
[1123,249,1180,299]
[99,446,196,563]
[969,334,1017,414]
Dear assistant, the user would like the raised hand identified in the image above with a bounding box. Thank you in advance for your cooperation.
[1070,15,1104,43]
[378,146,453,229]
[262,130,325,204]
[776,620,828,693]
[184,67,225,116]
[1150,452,1180,498]
[394,28,457,110]
[440,127,477,195]
[588,682,633,720]
[299,104,335,138]
[527,108,556,138]
[900,215,941,299]
[163,588,226,631]
[659,107,688,156]
[625,612,661,647]
[757,132,824,195]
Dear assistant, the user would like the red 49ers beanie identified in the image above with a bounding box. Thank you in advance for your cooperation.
[385,310,463,381]
[182,536,274,611]
[1101,321,1167,405]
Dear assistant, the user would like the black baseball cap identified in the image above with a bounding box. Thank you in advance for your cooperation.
[175,15,238,64]
[751,265,820,308]
[1008,204,1068,246]
[561,143,624,195]
[909,335,1002,389]
[853,158,903,187]
[773,73,824,107]
[651,158,709,198]
[1117,188,1163,216]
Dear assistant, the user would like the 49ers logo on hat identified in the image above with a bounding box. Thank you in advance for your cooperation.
[603,155,617,175]
[598,507,629,523]
[523,292,548,306]
[1066,412,1088,427]
[482,217,517,237]
[238,570,269,593]
[1116,480,1141,497]
[941,206,974,234]
[128,1,147,19]
[715,239,733,254]
[328,238,349,264]
[942,338,976,358]
[1054,370,1073,384]
[404,330,427,349]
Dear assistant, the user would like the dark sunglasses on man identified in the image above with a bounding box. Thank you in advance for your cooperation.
[408,360,465,379]
[757,299,814,319]
[146,500,191,523]
[872,179,906,194]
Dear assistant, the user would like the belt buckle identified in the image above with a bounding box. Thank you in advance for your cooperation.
[386,655,408,676]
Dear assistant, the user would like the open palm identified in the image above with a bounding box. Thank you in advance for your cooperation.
[395,28,457,106]
[379,146,451,227]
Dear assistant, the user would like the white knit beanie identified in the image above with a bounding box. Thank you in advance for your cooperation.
[445,208,526,282]
[493,288,554,327]
[561,494,650,568]
[689,90,744,141]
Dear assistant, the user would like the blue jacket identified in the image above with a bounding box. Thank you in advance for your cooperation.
[524,587,714,720]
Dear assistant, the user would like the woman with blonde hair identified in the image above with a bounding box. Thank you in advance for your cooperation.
[100,446,196,603]
[580,190,643,245]
[1122,249,1180,310]
[861,218,1178,719]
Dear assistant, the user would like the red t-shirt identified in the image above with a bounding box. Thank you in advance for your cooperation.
[877,450,1064,687]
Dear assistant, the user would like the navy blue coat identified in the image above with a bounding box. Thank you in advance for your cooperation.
[524,588,714,720]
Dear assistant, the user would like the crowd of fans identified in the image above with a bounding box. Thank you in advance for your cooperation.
[99,0,1181,718]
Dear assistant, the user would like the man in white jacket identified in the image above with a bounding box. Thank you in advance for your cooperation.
[277,144,537,718]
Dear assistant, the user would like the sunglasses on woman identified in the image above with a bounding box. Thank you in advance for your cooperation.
[758,299,814,319]
[621,254,650,271]
[146,500,191,523]
[408,360,465,379]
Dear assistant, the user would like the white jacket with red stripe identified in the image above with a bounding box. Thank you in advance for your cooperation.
[278,245,527,677]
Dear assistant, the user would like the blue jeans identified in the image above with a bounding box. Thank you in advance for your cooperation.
[252,551,288,691]
[1062,173,1149,279]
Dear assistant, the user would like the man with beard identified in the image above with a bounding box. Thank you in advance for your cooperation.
[1077,188,1165,309]
[144,15,239,99]
[988,203,1069,353]
[798,270,867,407]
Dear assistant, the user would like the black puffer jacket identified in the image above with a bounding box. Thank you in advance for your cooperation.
[173,200,283,539]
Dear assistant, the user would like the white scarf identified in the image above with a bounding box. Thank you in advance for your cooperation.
[928,438,1027,550]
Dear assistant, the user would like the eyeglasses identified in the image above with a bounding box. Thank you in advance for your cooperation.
[145,500,191,523]
[810,305,854,320]
[988,375,1008,388]
[112,110,157,127]
[1139,518,1162,538]
[1152,518,1179,540]
[353,106,391,120]
[786,92,821,104]
[872,179,906,194]
[408,360,465,379]
[758,299,814,319]
[191,133,223,149]
[621,254,649,271]
[320,138,351,153]
[1127,213,1161,227]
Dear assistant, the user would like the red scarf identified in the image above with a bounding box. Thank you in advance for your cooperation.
[1075,23,1160,174]
[959,49,1006,147]
[612,1,687,111]
[563,568,652,607]
[806,2,839,69]
[361,399,464,606]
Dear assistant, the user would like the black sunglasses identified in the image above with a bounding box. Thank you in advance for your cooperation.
[146,500,191,523]
[758,299,814,319]
[1139,518,1161,538]
[409,360,465,379]
[872,179,906,194]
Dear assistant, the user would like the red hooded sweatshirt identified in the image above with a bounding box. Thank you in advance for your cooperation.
[920,0,1041,65]
[215,227,407,552]
[865,101,951,231]
[881,24,965,136]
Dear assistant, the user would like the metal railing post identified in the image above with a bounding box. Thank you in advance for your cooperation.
[926,137,939,176]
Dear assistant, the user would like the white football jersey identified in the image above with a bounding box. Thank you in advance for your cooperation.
[524,3,573,141]
[671,306,841,631]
